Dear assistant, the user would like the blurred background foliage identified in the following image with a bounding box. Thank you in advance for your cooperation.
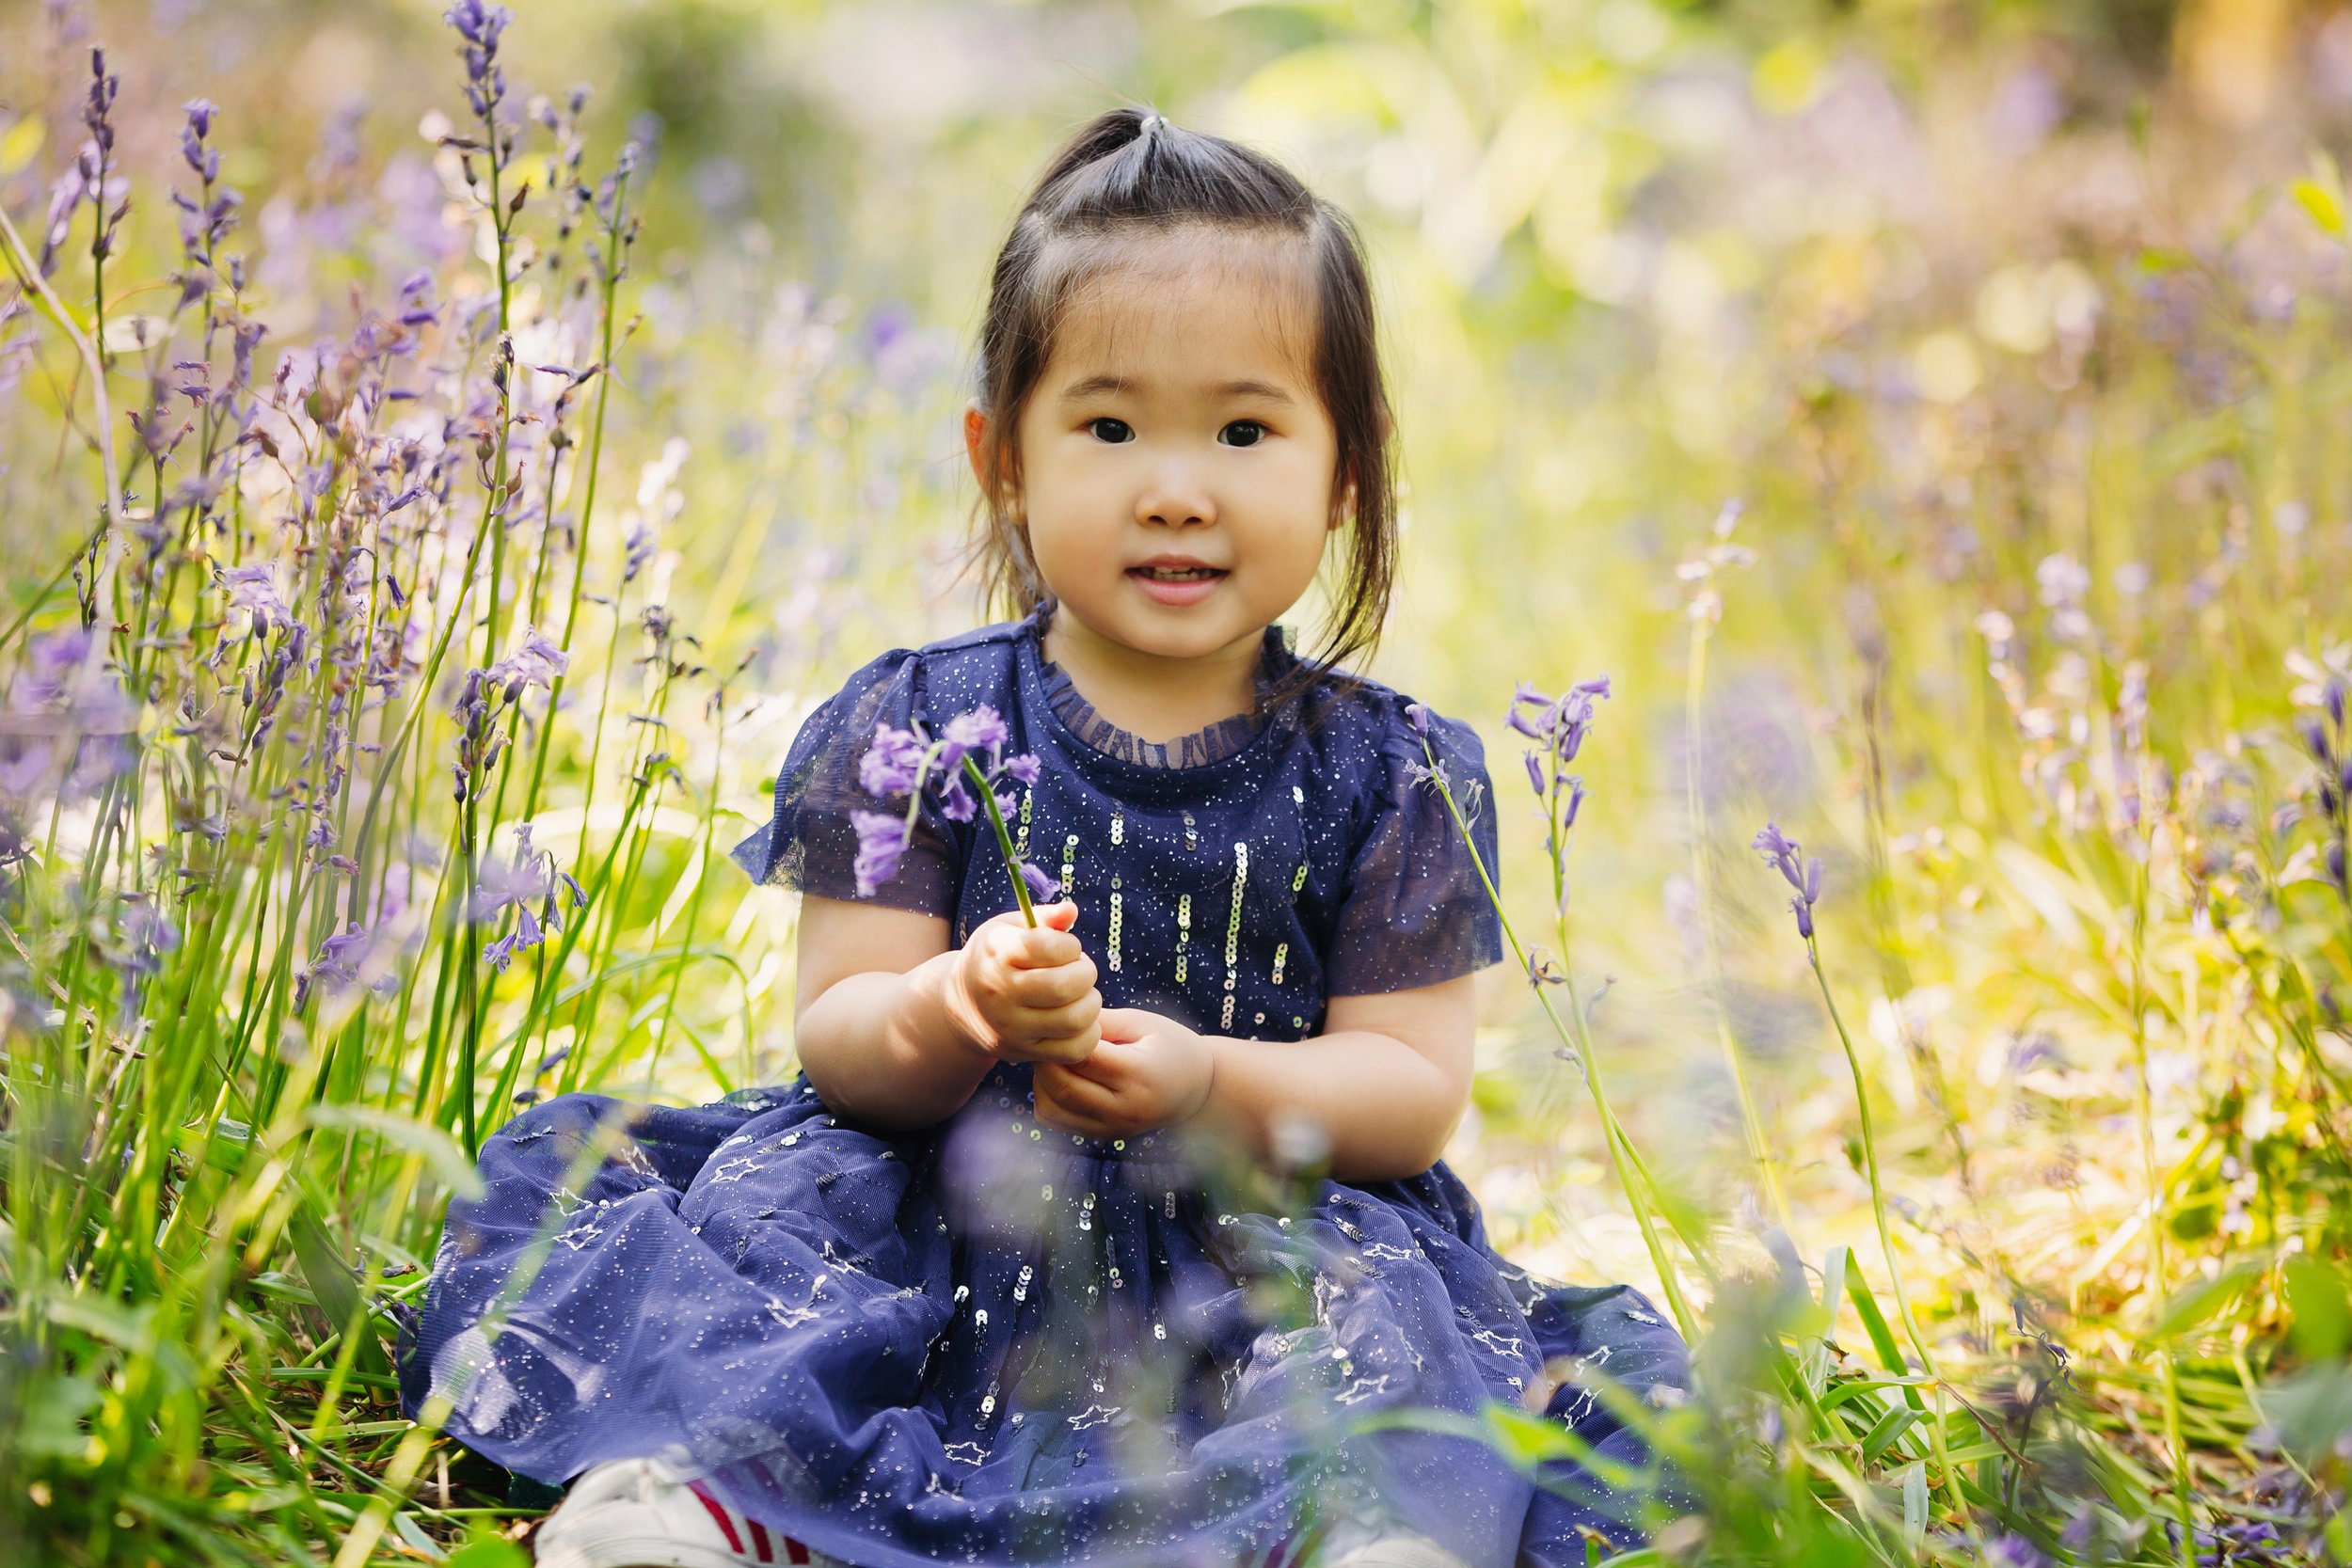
[5,0,2352,1560]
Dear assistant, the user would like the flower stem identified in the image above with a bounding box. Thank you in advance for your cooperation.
[964,753,1037,927]
[1413,734,1697,1340]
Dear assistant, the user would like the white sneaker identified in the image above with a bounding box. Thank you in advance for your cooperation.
[530,1457,849,1568]
[1310,1519,1471,1568]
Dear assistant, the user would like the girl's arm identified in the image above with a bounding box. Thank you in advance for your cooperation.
[1196,976,1478,1182]
[793,895,1103,1132]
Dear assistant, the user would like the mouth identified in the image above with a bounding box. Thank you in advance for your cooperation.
[1126,564,1229,582]
[1125,560,1229,605]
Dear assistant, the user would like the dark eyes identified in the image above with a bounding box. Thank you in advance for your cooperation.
[1086,417,1268,448]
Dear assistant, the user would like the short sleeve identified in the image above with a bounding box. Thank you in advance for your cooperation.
[1324,698,1505,994]
[727,649,963,916]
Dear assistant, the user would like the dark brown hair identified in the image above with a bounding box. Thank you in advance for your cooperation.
[961,104,1397,714]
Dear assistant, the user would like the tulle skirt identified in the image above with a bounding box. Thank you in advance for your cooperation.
[397,1066,1687,1568]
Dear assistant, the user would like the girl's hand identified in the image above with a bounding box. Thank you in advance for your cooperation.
[1032,1006,1215,1140]
[946,899,1102,1065]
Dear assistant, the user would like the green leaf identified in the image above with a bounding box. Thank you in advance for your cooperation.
[446,1540,532,1568]
[290,1194,366,1335]
[1858,1403,1921,1463]
[1899,1462,1928,1548]
[2294,179,2346,238]
[391,1512,448,1561]
[2284,1256,2351,1360]
[1479,1402,1578,1468]
[307,1103,486,1200]
[19,1373,103,1459]
[2145,1258,2267,1342]
[43,1293,156,1352]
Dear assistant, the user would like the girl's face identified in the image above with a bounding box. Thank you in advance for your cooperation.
[978,230,1347,668]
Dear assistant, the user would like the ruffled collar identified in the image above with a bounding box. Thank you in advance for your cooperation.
[1024,599,1295,771]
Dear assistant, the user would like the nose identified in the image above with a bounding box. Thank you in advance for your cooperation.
[1135,467,1215,529]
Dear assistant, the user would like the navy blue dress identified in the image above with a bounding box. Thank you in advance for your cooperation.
[398,599,1689,1568]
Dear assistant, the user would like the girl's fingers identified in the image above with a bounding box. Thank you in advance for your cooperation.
[1037,1061,1120,1120]
[1007,957,1096,1007]
[1024,1022,1101,1064]
[1019,994,1100,1040]
[1096,1006,1152,1042]
[1058,1037,1136,1085]
[1006,927,1084,969]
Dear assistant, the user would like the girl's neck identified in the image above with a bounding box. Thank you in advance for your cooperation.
[1039,603,1269,748]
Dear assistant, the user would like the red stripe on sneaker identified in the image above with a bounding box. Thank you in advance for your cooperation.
[785,1537,812,1565]
[749,1520,775,1563]
[687,1482,747,1555]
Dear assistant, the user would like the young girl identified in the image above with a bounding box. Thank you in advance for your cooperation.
[400,107,1687,1568]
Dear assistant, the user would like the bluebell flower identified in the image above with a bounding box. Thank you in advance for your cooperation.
[854,708,1048,910]
[857,721,928,799]
[1752,820,1824,942]
[850,809,913,898]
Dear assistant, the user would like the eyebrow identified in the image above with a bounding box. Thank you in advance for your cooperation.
[1056,373,1297,406]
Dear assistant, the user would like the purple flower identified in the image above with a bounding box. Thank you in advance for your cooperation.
[1752,820,1825,943]
[943,705,1009,755]
[1503,683,1550,740]
[296,922,395,1007]
[852,705,1045,911]
[1983,1535,2047,1568]
[622,520,656,583]
[1404,702,1431,737]
[850,809,912,897]
[221,563,294,637]
[1753,821,1802,884]
[856,722,927,799]
[1020,862,1061,905]
[1507,675,1610,772]
[444,0,513,119]
[489,625,568,696]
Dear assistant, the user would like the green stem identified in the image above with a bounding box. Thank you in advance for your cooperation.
[1412,732,1697,1341]
[964,753,1037,927]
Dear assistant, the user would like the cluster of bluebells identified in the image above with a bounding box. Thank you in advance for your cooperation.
[0,628,138,836]
[170,97,241,300]
[38,49,125,278]
[1503,676,1611,916]
[1752,821,1826,943]
[851,705,1057,906]
[295,922,403,1010]
[452,627,568,803]
[1398,702,1481,819]
[472,822,587,972]
[446,1,515,125]
[2297,671,2351,900]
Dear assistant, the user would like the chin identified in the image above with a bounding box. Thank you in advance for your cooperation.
[1115,617,1248,659]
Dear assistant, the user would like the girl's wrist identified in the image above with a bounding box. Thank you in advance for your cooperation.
[902,949,999,1067]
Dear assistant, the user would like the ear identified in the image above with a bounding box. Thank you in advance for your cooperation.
[1328,473,1356,531]
[963,402,993,494]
